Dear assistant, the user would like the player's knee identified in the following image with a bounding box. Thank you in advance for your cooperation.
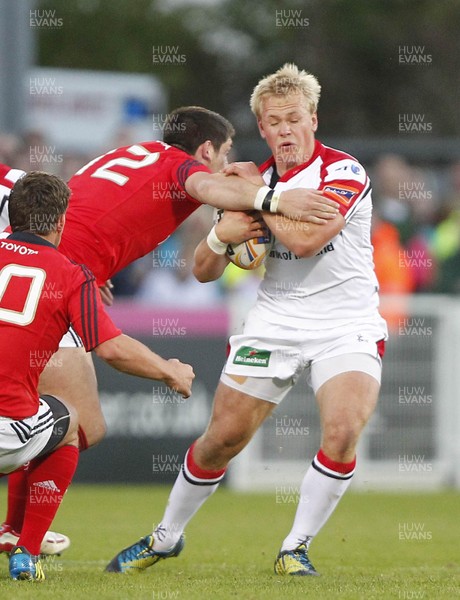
[226,432,250,453]
[214,428,252,458]
[198,430,247,465]
[322,423,361,457]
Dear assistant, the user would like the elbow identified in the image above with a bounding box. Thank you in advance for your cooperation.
[192,264,216,283]
[94,336,122,363]
[289,234,335,258]
[289,240,320,258]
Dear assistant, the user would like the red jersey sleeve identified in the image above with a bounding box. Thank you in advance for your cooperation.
[68,263,121,350]
[318,155,370,219]
[170,155,209,202]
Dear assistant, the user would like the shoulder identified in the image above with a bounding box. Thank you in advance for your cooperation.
[67,260,97,283]
[319,142,368,186]
[52,252,96,286]
[150,143,209,178]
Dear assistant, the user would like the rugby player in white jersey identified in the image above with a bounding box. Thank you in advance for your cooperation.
[106,64,388,577]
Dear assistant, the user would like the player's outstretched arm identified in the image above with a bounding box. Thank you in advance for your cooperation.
[94,334,195,398]
[193,210,265,282]
[185,171,339,223]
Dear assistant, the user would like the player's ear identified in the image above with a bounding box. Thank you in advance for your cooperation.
[56,213,66,233]
[311,113,318,132]
[202,140,214,160]
[194,140,213,164]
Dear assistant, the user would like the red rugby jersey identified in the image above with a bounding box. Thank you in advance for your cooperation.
[60,142,208,284]
[0,232,121,419]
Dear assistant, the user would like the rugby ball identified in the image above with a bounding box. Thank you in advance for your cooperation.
[215,209,273,270]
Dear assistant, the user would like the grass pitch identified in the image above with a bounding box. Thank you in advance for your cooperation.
[0,485,458,599]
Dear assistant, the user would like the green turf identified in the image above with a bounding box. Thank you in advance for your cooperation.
[0,485,459,599]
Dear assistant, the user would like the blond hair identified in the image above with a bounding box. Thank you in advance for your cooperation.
[250,63,321,119]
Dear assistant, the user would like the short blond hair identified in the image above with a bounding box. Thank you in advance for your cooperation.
[250,63,321,119]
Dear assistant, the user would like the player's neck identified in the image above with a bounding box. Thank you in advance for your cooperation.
[33,231,60,247]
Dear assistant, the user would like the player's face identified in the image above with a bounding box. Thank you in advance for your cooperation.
[258,93,317,176]
[208,138,233,173]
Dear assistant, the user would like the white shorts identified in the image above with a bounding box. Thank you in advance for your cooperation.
[0,399,56,475]
[59,326,83,348]
[222,312,386,404]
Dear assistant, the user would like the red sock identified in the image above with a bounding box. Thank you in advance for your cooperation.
[4,466,28,533]
[18,445,79,555]
[185,441,226,481]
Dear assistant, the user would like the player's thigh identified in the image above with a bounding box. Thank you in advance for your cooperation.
[38,347,104,438]
[198,354,298,461]
[313,354,381,451]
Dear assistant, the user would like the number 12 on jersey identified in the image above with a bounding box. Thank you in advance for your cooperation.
[75,144,160,186]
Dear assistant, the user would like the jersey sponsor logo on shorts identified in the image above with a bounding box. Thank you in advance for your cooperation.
[233,346,271,367]
[323,184,359,206]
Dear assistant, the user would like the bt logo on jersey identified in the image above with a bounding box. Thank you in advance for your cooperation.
[323,185,358,206]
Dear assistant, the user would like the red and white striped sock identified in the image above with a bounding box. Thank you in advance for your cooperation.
[153,442,226,552]
[281,448,356,552]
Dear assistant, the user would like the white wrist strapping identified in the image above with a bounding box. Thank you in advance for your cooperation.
[254,186,280,213]
[270,193,280,213]
[254,186,271,210]
[206,225,228,255]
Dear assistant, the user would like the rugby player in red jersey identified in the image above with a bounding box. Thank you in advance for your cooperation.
[0,171,194,580]
[0,106,339,555]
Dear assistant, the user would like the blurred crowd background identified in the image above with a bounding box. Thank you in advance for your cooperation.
[1,0,459,306]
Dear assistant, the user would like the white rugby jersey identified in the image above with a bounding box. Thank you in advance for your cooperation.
[256,140,385,330]
[0,164,25,231]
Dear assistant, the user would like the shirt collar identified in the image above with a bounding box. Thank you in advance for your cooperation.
[7,231,56,249]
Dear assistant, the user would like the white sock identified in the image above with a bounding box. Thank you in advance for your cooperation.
[281,451,355,552]
[153,445,225,552]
